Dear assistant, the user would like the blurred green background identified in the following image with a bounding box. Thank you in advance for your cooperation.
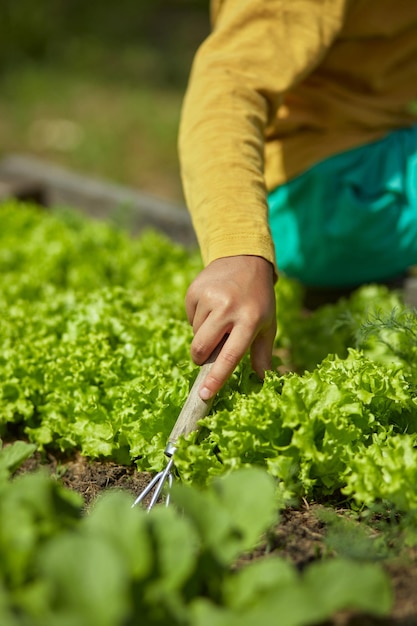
[0,0,210,203]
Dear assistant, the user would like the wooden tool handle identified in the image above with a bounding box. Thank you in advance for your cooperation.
[167,339,225,450]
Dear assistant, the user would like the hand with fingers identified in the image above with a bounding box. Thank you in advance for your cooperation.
[185,255,277,400]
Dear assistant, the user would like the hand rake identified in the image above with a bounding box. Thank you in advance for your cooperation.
[132,342,222,511]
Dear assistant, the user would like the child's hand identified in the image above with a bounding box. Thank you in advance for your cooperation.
[185,255,277,400]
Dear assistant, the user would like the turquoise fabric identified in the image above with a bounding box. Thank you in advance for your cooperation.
[268,126,417,287]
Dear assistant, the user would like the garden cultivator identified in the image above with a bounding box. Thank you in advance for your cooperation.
[132,343,222,510]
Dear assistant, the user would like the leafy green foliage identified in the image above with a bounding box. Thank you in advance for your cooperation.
[0,444,392,626]
[275,278,404,371]
[191,559,391,626]
[0,201,201,468]
[2,200,417,515]
[0,440,37,480]
[175,347,417,510]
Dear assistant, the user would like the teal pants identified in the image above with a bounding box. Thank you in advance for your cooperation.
[268,126,417,287]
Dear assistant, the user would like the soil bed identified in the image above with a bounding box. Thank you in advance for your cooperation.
[13,450,417,626]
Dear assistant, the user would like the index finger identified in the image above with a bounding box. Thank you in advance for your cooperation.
[198,328,253,400]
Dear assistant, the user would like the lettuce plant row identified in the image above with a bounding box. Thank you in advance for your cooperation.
[1,201,417,512]
[0,442,392,626]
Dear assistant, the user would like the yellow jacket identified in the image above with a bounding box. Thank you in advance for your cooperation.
[178,0,417,271]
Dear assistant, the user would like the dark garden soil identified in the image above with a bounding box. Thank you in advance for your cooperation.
[13,449,417,626]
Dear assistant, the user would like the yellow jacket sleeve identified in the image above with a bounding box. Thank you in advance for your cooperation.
[178,0,349,270]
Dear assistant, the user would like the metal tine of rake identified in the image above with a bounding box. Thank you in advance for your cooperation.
[131,456,174,510]
[132,339,225,512]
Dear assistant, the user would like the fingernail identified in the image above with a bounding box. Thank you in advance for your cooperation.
[199,386,212,401]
